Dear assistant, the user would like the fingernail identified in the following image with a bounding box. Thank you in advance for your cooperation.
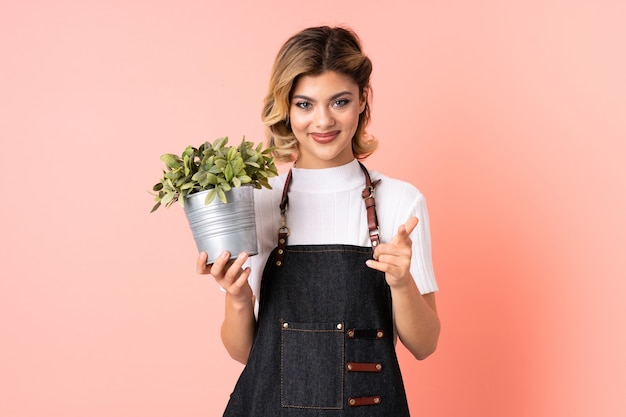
[221,251,229,259]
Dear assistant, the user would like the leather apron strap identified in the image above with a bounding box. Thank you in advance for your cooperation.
[275,162,381,267]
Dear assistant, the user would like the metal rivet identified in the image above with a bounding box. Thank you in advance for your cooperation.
[279,238,285,244]
[276,261,282,266]
[349,399,356,406]
[278,249,283,255]
[347,329,355,338]
[347,364,353,370]
[282,322,289,328]
[377,330,384,339]
[376,363,382,371]
[336,323,342,330]
[374,397,380,404]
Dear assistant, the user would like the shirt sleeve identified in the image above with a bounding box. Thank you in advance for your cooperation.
[408,192,439,294]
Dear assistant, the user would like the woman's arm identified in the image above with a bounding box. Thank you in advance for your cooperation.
[197,251,256,364]
[366,217,441,359]
[389,279,440,360]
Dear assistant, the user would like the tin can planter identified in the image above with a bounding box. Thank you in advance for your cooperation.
[184,185,258,264]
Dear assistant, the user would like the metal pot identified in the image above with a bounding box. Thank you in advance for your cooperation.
[184,186,258,264]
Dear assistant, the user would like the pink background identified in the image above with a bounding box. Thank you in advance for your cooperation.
[1,1,625,416]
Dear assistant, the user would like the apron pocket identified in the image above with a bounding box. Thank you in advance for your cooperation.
[280,320,344,409]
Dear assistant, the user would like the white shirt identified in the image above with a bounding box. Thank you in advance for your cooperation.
[248,159,438,309]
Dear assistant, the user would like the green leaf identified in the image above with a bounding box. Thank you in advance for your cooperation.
[224,163,234,182]
[175,175,192,187]
[203,155,215,169]
[164,171,180,181]
[239,138,247,159]
[206,172,218,185]
[183,154,191,176]
[191,170,205,181]
[199,141,211,153]
[217,187,227,204]
[205,188,217,205]
[214,159,227,169]
[161,192,176,205]
[232,177,241,188]
[231,157,244,172]
[182,146,196,159]
[160,154,181,169]
[257,177,270,188]
[213,136,228,150]
[227,146,237,161]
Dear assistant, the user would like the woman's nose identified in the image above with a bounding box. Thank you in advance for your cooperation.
[313,106,335,128]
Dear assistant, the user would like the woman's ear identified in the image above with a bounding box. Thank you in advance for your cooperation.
[359,89,368,113]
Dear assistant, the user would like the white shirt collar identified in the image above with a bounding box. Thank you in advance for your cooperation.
[288,159,364,193]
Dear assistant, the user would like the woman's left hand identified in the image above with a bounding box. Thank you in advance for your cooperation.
[366,216,419,288]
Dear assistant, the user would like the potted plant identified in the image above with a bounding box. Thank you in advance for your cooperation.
[151,136,278,263]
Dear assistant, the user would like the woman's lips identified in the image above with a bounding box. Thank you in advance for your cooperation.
[310,131,339,144]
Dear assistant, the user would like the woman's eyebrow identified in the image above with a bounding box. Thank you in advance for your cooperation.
[291,91,354,102]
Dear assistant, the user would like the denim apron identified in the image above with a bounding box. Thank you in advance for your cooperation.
[223,163,410,416]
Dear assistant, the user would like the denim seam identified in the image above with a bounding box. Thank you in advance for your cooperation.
[287,248,372,255]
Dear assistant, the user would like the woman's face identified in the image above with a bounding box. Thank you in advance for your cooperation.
[289,71,366,169]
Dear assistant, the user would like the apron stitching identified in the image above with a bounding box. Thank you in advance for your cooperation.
[286,248,372,255]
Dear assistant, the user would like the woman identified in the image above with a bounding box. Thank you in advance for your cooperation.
[197,26,440,416]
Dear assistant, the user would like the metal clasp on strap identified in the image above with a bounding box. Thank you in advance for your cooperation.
[369,227,380,247]
[362,185,375,200]
[275,170,293,267]
[275,213,289,267]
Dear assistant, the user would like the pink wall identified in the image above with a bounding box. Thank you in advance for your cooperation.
[1,1,625,416]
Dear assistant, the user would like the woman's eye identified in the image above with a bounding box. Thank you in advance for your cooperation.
[295,101,311,110]
[333,99,350,107]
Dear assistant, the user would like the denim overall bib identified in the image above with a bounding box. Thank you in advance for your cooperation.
[223,163,410,416]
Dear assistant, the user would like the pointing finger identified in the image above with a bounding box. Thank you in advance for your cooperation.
[403,216,419,235]
[392,217,419,244]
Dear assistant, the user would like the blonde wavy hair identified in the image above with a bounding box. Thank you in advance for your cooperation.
[262,26,378,163]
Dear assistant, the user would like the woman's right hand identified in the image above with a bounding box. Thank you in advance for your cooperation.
[196,250,253,304]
